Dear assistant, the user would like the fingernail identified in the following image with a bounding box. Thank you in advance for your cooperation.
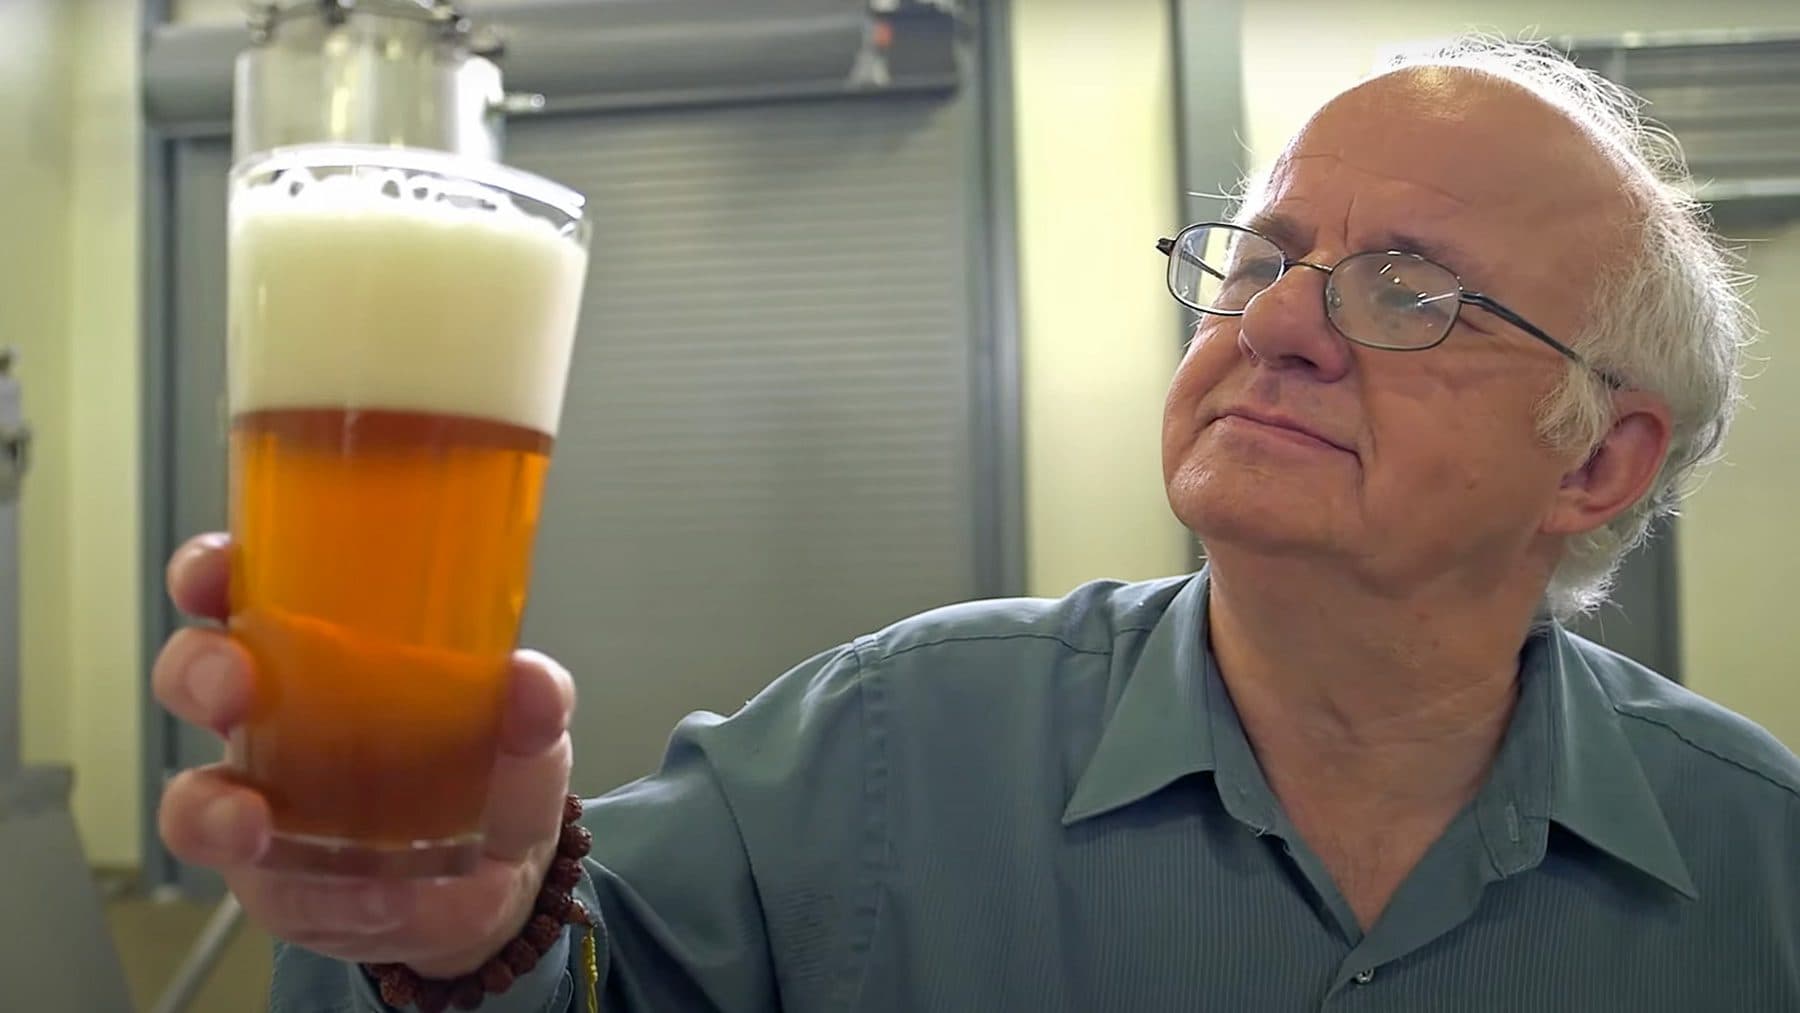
[187,649,235,712]
[182,532,229,560]
[201,794,246,858]
[169,534,226,585]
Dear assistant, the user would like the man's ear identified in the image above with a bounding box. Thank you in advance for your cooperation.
[1541,390,1673,537]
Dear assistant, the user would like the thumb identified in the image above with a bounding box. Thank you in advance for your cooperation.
[480,649,576,862]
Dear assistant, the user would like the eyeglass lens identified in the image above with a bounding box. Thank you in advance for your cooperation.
[1170,225,1466,350]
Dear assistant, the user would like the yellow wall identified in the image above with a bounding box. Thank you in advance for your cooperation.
[2,0,145,868]
[170,0,244,19]
[0,0,76,770]
[1010,0,1195,597]
[64,0,146,868]
[1236,0,1800,750]
[1681,223,1800,751]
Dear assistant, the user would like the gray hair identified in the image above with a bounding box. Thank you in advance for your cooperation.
[1249,36,1757,621]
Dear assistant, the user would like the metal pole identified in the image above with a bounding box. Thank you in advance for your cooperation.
[0,346,31,783]
[149,894,245,1013]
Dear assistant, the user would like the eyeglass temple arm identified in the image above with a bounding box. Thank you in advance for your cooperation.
[1459,292,1591,365]
[1156,238,1226,280]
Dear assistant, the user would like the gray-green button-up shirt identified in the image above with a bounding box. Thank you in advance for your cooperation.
[275,571,1800,1012]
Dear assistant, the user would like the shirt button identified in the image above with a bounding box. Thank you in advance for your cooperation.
[1353,969,1376,985]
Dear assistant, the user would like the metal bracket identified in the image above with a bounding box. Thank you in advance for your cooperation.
[493,92,546,117]
[869,0,962,13]
[0,349,29,506]
[247,0,476,44]
[0,425,28,506]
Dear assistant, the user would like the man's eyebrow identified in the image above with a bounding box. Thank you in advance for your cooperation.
[1379,229,1485,282]
[1239,208,1487,283]
[1235,209,1310,255]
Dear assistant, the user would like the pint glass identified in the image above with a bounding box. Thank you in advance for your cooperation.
[225,144,590,877]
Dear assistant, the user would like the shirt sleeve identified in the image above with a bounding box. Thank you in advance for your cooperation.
[269,640,880,1013]
[583,641,880,1010]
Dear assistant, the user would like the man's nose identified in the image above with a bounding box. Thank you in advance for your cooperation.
[1238,263,1354,381]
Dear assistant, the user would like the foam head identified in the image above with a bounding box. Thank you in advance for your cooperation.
[228,146,591,437]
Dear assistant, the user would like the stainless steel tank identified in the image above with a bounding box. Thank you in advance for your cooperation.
[233,0,539,164]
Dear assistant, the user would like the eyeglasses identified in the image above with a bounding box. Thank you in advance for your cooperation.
[1156,221,1600,371]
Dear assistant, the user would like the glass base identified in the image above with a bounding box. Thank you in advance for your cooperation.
[260,830,482,879]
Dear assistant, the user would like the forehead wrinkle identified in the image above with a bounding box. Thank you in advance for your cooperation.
[1273,148,1477,210]
[1243,195,1489,283]
[1251,144,1584,290]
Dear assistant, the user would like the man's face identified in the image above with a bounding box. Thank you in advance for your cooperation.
[1163,68,1633,593]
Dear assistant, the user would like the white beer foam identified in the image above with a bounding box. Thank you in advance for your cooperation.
[229,163,589,436]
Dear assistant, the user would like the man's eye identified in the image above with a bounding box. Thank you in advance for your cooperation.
[1228,256,1282,283]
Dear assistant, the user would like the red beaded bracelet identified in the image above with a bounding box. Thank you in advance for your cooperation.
[364,795,594,1013]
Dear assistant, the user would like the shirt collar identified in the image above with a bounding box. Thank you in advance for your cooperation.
[1060,572,1215,825]
[1531,625,1698,898]
[1059,570,1697,899]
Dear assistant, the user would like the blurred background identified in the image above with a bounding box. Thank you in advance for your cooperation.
[1,0,1795,1009]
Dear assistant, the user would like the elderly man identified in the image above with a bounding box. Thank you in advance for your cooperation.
[154,39,1796,1013]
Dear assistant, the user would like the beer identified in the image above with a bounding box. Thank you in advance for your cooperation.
[226,147,588,876]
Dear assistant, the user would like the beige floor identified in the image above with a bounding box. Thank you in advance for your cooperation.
[106,891,273,1013]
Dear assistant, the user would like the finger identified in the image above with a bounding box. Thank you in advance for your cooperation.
[168,532,232,622]
[159,765,271,868]
[481,650,575,861]
[498,649,576,757]
[152,628,255,736]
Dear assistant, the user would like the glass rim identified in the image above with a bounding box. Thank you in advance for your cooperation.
[229,143,588,223]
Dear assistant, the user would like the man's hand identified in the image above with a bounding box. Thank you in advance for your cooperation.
[152,533,578,978]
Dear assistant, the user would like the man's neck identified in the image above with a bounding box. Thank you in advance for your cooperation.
[1204,551,1537,815]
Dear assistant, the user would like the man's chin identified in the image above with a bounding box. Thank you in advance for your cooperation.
[1172,490,1338,560]
[1190,523,1331,561]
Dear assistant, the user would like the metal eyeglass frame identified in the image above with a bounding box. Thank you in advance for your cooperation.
[1156,221,1610,378]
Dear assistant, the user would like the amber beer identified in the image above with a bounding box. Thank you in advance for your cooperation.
[226,146,589,876]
